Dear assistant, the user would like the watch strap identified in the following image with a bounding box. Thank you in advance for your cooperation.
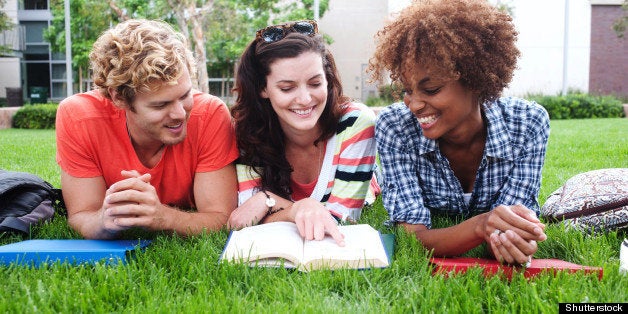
[262,190,284,215]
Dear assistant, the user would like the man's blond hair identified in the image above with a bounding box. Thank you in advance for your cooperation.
[90,19,196,105]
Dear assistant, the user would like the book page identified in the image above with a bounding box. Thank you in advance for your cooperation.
[221,222,304,267]
[301,224,389,271]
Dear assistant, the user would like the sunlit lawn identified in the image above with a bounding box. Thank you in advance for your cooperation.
[0,118,626,312]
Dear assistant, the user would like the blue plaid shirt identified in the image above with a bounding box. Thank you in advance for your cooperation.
[375,97,550,228]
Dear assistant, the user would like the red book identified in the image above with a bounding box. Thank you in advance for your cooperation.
[430,257,603,280]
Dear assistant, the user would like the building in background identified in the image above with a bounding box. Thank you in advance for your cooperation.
[504,0,591,97]
[0,0,625,105]
[0,0,69,104]
[0,0,22,104]
[320,0,596,101]
[386,0,597,98]
[589,0,627,97]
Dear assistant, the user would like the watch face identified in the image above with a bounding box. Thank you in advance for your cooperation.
[266,197,276,207]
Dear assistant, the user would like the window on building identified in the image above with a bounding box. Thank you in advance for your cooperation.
[23,0,48,10]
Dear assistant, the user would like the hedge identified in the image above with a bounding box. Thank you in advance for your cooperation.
[524,93,624,119]
[369,87,625,120]
[12,103,58,129]
[6,92,626,130]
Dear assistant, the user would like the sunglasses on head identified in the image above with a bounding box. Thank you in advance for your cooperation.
[256,20,318,43]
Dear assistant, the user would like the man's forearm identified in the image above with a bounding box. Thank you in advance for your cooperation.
[158,204,230,236]
[68,210,119,240]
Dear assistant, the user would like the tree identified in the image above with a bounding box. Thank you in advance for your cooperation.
[612,0,628,38]
[0,0,15,55]
[105,0,276,93]
[157,0,213,92]
[43,0,327,94]
[273,0,329,22]
[204,0,279,95]
[271,0,332,44]
[156,0,285,93]
[491,0,515,17]
[44,0,118,92]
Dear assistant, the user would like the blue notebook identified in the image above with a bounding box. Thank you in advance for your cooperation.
[0,239,152,267]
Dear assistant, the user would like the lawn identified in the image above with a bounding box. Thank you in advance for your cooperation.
[0,118,627,313]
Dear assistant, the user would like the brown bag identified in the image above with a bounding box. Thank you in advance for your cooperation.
[541,168,628,233]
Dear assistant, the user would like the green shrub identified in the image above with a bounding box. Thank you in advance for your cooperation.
[363,84,404,107]
[526,92,625,119]
[378,83,404,103]
[12,103,58,129]
[365,96,389,107]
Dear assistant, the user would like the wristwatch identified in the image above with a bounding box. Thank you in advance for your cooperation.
[262,190,276,212]
[262,190,286,216]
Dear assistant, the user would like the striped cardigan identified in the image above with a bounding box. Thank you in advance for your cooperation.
[236,102,377,221]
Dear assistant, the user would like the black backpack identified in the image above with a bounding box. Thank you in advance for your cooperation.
[0,170,60,235]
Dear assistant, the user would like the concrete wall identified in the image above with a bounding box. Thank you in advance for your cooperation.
[589,3,627,97]
[0,58,20,98]
[319,0,388,102]
[0,107,19,129]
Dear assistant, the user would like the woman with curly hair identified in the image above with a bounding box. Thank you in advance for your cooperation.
[228,20,377,245]
[369,0,549,263]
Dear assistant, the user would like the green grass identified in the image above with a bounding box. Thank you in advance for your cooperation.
[0,118,627,313]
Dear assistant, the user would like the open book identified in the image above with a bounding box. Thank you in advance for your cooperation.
[430,257,603,280]
[220,221,390,272]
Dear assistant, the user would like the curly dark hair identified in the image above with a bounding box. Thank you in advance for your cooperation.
[231,32,349,199]
[368,0,520,103]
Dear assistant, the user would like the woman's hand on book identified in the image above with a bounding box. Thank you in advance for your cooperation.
[291,198,345,246]
[228,193,346,246]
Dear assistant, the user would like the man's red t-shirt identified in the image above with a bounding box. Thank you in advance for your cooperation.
[56,90,239,208]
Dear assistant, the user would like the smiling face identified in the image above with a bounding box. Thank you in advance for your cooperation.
[402,66,482,143]
[261,51,328,139]
[122,68,194,150]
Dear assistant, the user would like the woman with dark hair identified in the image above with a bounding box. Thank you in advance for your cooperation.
[369,0,549,264]
[229,20,377,245]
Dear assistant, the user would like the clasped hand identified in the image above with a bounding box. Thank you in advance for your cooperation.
[101,170,165,233]
[485,204,547,265]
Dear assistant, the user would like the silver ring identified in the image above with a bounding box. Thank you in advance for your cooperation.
[492,229,502,236]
